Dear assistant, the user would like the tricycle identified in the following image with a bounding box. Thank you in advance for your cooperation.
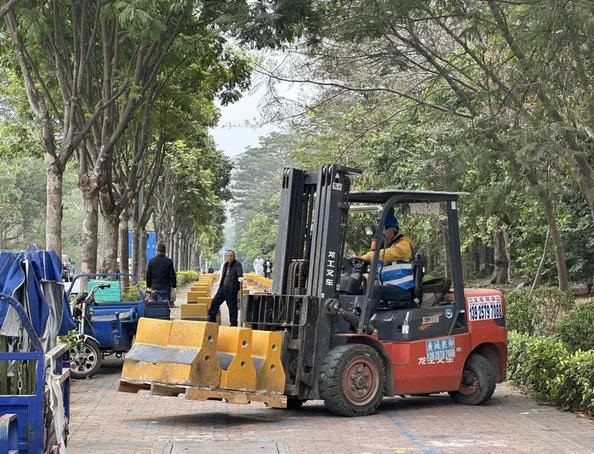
[0,246,73,453]
[66,273,170,379]
[0,294,71,454]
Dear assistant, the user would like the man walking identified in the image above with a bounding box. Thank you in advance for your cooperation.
[146,243,177,306]
[208,250,243,326]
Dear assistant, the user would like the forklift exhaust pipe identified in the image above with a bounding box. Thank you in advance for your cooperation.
[325,299,374,334]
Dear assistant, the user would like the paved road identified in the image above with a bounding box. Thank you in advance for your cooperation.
[66,288,594,454]
[68,365,594,454]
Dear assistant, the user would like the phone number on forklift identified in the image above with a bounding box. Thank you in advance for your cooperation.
[467,296,503,321]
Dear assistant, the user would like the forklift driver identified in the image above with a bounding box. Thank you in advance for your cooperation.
[359,214,415,308]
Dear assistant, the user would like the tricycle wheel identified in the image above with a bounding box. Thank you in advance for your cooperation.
[449,353,496,405]
[70,339,102,379]
[319,344,385,417]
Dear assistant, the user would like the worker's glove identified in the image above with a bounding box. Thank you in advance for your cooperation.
[238,277,244,283]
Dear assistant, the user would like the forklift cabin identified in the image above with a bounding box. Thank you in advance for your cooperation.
[243,165,507,416]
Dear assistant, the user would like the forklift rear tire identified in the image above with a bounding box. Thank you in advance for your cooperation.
[449,353,496,405]
[319,344,385,417]
[69,339,102,379]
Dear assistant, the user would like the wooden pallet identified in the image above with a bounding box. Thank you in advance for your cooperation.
[117,379,287,408]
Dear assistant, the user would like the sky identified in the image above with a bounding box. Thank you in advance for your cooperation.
[210,55,305,160]
[210,85,275,160]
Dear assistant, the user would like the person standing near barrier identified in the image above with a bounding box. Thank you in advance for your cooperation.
[263,257,273,278]
[146,243,177,306]
[208,250,243,326]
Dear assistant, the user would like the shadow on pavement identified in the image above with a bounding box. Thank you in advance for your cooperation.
[129,412,283,427]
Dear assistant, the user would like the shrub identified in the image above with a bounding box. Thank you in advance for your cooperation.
[508,331,567,401]
[121,285,143,302]
[508,331,594,416]
[555,350,594,414]
[504,287,574,336]
[505,289,537,334]
[556,300,594,352]
[177,270,198,286]
[57,329,79,347]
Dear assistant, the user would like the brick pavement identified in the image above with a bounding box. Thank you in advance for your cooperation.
[67,285,594,454]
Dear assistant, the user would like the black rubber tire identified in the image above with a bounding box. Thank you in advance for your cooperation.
[449,353,496,405]
[69,339,102,379]
[319,344,385,417]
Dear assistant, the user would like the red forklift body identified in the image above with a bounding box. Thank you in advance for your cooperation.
[387,289,507,395]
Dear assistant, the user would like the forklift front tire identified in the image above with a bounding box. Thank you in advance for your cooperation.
[449,353,496,405]
[319,344,385,417]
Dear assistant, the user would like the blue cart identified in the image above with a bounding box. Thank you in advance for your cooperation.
[0,293,70,453]
[65,273,170,379]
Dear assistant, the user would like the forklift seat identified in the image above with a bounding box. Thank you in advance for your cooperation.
[376,253,424,310]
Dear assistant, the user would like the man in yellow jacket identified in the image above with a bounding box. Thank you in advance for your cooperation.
[360,214,415,306]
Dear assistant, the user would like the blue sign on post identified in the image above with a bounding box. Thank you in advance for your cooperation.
[146,232,157,261]
[127,231,158,260]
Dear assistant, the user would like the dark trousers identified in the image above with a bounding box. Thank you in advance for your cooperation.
[153,289,170,302]
[369,285,413,315]
[208,286,239,326]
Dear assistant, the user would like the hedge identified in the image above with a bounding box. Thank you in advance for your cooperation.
[508,331,594,417]
[505,287,574,336]
[556,300,594,352]
[120,270,198,302]
[177,270,198,286]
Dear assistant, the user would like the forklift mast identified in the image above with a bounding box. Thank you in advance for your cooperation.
[273,165,358,299]
[245,165,359,399]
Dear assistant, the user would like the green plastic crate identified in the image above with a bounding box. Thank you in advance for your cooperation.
[89,280,122,303]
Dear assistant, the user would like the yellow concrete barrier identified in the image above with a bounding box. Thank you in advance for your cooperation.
[216,326,256,391]
[187,290,210,302]
[121,318,171,382]
[195,296,212,305]
[181,303,209,318]
[155,320,220,388]
[251,330,285,393]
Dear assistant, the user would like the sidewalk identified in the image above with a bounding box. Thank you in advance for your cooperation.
[66,284,594,454]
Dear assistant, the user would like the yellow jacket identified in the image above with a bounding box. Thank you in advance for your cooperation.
[360,235,414,264]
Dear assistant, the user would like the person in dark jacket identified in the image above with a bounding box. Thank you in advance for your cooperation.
[263,258,273,278]
[208,250,243,326]
[146,243,177,304]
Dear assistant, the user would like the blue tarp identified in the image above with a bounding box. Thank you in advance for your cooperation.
[0,245,76,338]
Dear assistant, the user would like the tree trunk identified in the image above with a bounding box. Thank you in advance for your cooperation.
[81,192,98,274]
[119,211,130,289]
[443,229,452,279]
[541,192,569,291]
[139,228,147,282]
[131,202,140,279]
[491,227,509,284]
[102,212,119,273]
[530,228,550,296]
[505,231,512,281]
[131,225,140,279]
[479,242,487,273]
[175,234,181,269]
[45,162,63,254]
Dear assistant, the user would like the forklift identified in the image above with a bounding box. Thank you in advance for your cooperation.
[243,165,507,416]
